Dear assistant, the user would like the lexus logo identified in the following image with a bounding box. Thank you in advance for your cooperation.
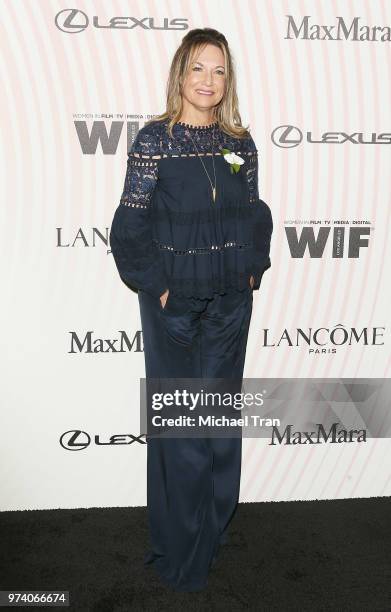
[54,9,188,34]
[60,430,91,450]
[55,9,89,34]
[271,125,303,148]
[272,125,391,147]
[60,429,146,450]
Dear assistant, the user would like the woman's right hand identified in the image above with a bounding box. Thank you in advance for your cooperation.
[160,289,169,309]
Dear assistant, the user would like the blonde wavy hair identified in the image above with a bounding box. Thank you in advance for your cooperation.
[145,28,250,140]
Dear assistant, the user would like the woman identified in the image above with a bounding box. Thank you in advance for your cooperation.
[110,28,273,592]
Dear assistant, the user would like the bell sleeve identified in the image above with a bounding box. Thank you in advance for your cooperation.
[246,142,273,290]
[109,129,169,298]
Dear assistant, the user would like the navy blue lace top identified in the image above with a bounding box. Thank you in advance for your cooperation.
[109,118,273,299]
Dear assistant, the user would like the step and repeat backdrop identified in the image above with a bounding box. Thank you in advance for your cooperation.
[1,1,390,510]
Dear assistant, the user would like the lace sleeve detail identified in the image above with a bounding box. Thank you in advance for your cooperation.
[120,130,162,208]
[109,125,169,298]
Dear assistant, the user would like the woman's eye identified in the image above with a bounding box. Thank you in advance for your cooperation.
[192,67,225,75]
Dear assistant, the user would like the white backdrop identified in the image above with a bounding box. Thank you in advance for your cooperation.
[1,0,390,510]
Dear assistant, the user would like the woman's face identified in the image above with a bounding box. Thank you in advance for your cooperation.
[181,44,226,115]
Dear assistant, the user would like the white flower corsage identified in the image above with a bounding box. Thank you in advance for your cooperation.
[221,148,245,174]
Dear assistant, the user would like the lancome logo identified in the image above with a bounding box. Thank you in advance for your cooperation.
[285,15,391,42]
[271,125,391,148]
[262,325,385,353]
[55,9,188,34]
[270,423,367,445]
[69,331,143,353]
[57,227,110,251]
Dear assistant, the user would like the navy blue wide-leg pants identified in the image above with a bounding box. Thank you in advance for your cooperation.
[138,286,253,591]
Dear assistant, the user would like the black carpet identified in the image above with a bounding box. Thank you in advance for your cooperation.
[1,497,390,611]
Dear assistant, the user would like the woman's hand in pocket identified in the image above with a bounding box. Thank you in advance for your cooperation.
[249,275,254,289]
[160,288,169,309]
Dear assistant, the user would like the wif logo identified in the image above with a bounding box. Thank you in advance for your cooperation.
[285,225,371,259]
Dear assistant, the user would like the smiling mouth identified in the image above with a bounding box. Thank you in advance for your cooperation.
[196,90,214,95]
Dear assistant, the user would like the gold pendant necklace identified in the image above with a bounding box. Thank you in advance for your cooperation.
[185,124,217,204]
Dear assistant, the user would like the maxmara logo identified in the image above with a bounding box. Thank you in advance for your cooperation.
[55,9,188,34]
[69,331,143,353]
[285,15,391,42]
[270,423,367,445]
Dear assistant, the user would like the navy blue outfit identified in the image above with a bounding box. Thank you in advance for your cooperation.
[109,118,273,591]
